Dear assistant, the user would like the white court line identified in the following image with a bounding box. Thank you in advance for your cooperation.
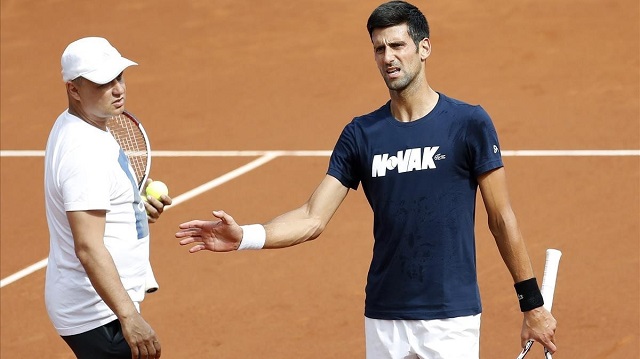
[0,259,49,288]
[169,153,279,206]
[0,154,279,289]
[1,149,640,157]
[501,150,640,157]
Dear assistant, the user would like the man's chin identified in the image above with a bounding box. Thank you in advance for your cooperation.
[385,80,408,92]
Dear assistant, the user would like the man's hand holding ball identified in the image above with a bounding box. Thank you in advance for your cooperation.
[144,180,172,222]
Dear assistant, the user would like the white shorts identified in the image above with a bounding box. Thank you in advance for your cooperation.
[364,314,481,359]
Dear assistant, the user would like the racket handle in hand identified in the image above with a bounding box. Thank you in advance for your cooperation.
[515,340,534,359]
[515,248,562,358]
[544,347,552,359]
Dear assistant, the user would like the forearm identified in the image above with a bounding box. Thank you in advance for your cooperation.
[68,210,138,319]
[244,175,347,250]
[76,245,139,319]
[177,175,349,253]
[261,206,325,248]
[489,209,535,283]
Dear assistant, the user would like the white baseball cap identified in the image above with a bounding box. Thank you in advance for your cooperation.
[61,37,137,84]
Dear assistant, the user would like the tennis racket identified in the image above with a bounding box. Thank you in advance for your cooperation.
[106,111,159,294]
[516,249,562,359]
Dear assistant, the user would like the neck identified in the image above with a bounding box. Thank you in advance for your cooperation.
[68,103,108,131]
[389,86,439,123]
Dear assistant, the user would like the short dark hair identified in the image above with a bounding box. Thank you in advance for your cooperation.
[366,1,430,46]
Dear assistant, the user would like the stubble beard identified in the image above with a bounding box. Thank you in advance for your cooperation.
[384,69,417,93]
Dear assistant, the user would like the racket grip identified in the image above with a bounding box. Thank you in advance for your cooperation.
[145,262,159,293]
[540,249,562,312]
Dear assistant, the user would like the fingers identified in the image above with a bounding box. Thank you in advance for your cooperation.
[542,335,557,354]
[145,197,166,224]
[188,244,205,253]
[520,323,557,355]
[212,210,226,220]
[523,333,556,353]
[177,220,206,229]
[145,196,165,212]
[521,336,556,354]
[153,339,162,358]
[142,178,153,194]
[175,236,206,252]
[131,341,161,359]
[175,224,204,239]
[212,210,236,225]
[130,335,161,359]
[521,307,557,354]
[160,194,172,206]
[138,345,148,359]
[174,227,204,249]
[122,315,160,359]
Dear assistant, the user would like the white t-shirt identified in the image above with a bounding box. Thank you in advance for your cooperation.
[44,110,150,336]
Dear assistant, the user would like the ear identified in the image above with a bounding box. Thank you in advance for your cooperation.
[419,38,431,61]
[66,80,82,101]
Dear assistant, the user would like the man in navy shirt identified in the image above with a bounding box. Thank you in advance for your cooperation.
[175,1,557,357]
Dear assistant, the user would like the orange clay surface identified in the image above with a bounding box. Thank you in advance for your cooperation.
[1,0,638,358]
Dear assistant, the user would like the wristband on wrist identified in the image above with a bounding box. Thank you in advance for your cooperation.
[237,224,266,250]
[514,277,544,312]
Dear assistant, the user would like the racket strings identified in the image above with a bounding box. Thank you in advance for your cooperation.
[107,114,149,186]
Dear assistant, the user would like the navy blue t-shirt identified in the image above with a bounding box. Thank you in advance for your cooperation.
[327,93,504,320]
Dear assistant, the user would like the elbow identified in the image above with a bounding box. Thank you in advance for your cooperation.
[487,213,504,236]
[307,219,325,241]
[487,210,518,239]
[304,215,328,243]
[74,246,91,267]
[74,241,98,266]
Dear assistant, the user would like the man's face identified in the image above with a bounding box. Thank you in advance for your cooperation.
[371,24,428,92]
[73,73,127,119]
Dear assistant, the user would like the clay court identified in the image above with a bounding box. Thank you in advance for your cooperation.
[1,0,638,358]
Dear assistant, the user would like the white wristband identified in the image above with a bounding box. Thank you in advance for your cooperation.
[238,224,266,250]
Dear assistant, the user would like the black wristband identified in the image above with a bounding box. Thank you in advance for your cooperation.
[514,277,544,312]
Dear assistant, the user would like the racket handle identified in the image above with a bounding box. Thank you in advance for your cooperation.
[145,262,159,293]
[540,249,562,312]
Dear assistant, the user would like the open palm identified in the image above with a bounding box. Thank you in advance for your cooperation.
[175,210,243,253]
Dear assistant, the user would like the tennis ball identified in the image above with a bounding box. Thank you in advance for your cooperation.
[146,181,169,200]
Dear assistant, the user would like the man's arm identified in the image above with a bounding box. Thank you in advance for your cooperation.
[477,167,557,353]
[68,210,161,358]
[176,175,350,252]
[263,174,349,248]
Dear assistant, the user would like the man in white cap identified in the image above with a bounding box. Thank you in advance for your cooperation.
[44,37,169,359]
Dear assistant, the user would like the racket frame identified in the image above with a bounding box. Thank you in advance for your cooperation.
[106,110,158,293]
[106,110,151,191]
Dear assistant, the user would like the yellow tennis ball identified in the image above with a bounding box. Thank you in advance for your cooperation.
[146,181,169,200]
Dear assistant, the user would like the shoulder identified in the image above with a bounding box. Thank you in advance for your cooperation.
[52,115,115,160]
[437,93,492,124]
[351,102,390,126]
[438,93,486,114]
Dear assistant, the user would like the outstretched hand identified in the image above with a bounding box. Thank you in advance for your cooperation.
[175,210,243,253]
